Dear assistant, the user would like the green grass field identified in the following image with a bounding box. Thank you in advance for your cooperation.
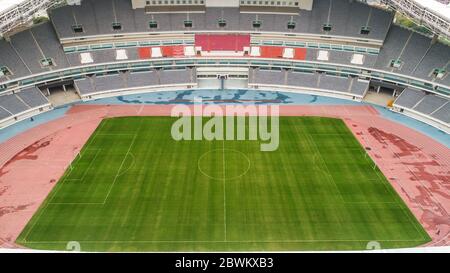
[16,116,430,251]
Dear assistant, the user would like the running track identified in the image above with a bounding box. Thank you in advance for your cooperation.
[0,104,448,249]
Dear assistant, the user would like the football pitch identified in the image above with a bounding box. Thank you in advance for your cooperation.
[16,116,430,251]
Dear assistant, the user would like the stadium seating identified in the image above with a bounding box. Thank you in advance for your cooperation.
[0,0,448,133]
[16,87,50,108]
[374,25,412,71]
[9,31,48,74]
[250,68,367,97]
[74,68,196,96]
[250,69,285,86]
[126,71,159,88]
[318,74,351,93]
[286,70,320,89]
[74,77,95,95]
[0,93,32,115]
[374,25,450,87]
[412,43,450,81]
[49,1,393,41]
[31,22,70,69]
[9,22,68,74]
[37,0,449,87]
[94,74,127,92]
[413,95,448,115]
[394,87,450,124]
[50,0,99,38]
[431,102,450,123]
[159,68,195,85]
[306,48,378,67]
[349,78,369,96]
[0,39,31,80]
[0,106,10,120]
[398,33,432,75]
[394,88,426,109]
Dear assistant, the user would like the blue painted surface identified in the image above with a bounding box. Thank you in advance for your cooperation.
[85,89,360,105]
[0,106,70,144]
[374,105,450,147]
[1,89,448,147]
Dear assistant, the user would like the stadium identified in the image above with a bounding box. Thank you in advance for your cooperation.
[0,0,448,253]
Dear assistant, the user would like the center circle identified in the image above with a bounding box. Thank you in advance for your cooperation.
[198,148,251,180]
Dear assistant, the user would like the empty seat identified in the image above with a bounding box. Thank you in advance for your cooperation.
[251,69,285,85]
[396,33,431,75]
[413,95,448,115]
[30,22,70,69]
[0,106,11,120]
[0,93,29,114]
[375,26,411,70]
[350,79,369,96]
[10,31,47,74]
[94,74,126,91]
[413,43,450,80]
[0,40,31,80]
[318,74,350,93]
[16,87,49,108]
[49,2,393,41]
[431,102,450,123]
[74,78,95,94]
[394,88,426,108]
[286,71,319,88]
[159,69,192,85]
[127,71,159,87]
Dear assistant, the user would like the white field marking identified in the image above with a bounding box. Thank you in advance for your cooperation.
[197,149,251,181]
[22,145,93,242]
[85,120,107,145]
[305,134,346,204]
[45,147,134,206]
[356,129,429,241]
[362,151,428,241]
[46,148,103,205]
[23,122,140,242]
[51,124,140,205]
[80,149,101,184]
[117,152,136,177]
[79,147,102,158]
[96,133,136,136]
[102,134,138,205]
[138,104,145,115]
[303,130,398,205]
[23,202,49,243]
[309,133,352,136]
[222,139,227,242]
[22,239,426,244]
[343,201,398,204]
[48,202,103,205]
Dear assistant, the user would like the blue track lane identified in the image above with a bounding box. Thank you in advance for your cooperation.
[1,89,448,147]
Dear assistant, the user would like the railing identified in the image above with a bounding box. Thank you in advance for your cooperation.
[1,56,449,97]
[0,0,64,35]
[382,0,450,38]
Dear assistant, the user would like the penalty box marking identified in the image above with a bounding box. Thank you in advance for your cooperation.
[23,134,138,242]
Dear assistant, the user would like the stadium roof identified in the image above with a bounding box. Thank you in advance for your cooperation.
[414,0,450,21]
[0,0,26,13]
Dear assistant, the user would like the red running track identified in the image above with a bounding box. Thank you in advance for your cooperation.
[0,104,448,249]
